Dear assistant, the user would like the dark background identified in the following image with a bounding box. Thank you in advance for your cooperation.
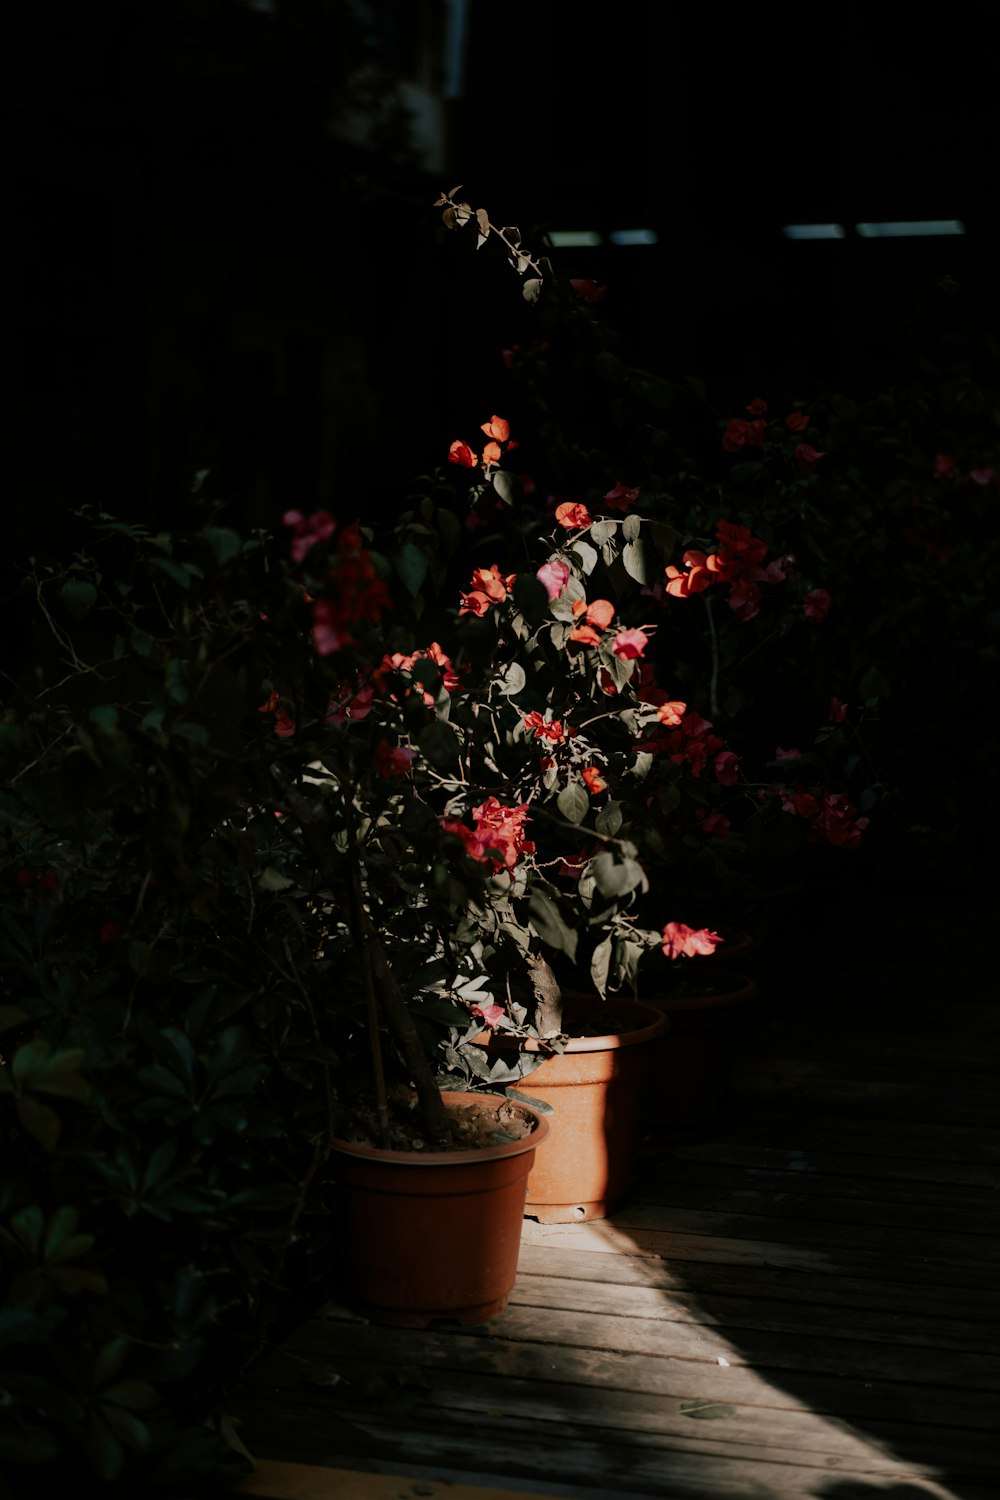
[15,0,1000,556]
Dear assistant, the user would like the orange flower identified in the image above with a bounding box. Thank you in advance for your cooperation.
[448,439,478,468]
[581,766,606,794]
[480,415,511,442]
[555,501,593,530]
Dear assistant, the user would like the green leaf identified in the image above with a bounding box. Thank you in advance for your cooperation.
[85,1413,125,1480]
[16,1096,60,1150]
[258,867,294,891]
[102,1380,162,1413]
[0,1005,28,1033]
[11,1205,45,1253]
[526,887,578,960]
[150,557,192,589]
[512,573,549,626]
[557,783,589,824]
[499,662,527,697]
[12,1039,52,1084]
[94,1336,130,1391]
[130,627,155,656]
[505,1087,553,1114]
[41,1206,79,1261]
[570,540,598,575]
[100,1404,152,1452]
[622,513,641,542]
[0,1422,61,1464]
[492,471,519,506]
[622,540,650,583]
[589,519,615,546]
[418,719,459,770]
[203,526,241,565]
[590,851,644,898]
[590,936,613,999]
[394,541,428,596]
[165,658,189,704]
[61,578,98,620]
[594,800,624,837]
[522,277,543,303]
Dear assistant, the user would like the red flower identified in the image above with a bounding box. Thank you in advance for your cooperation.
[714,749,741,786]
[569,278,606,304]
[283,509,336,564]
[828,697,848,723]
[785,411,810,433]
[375,740,417,779]
[933,453,956,479]
[581,765,606,794]
[794,443,825,475]
[603,480,640,511]
[273,710,296,739]
[803,587,832,622]
[699,810,731,839]
[665,549,713,597]
[99,921,121,945]
[448,439,478,468]
[524,711,565,743]
[722,418,765,453]
[746,396,768,416]
[555,501,594,530]
[661,921,721,960]
[612,628,649,659]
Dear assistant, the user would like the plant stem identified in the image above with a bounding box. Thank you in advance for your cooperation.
[705,594,720,720]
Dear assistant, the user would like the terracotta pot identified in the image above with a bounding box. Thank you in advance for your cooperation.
[643,965,758,1133]
[476,997,669,1224]
[330,1091,549,1328]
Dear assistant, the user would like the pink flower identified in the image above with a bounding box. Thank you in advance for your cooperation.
[283,509,336,564]
[612,628,649,659]
[656,700,687,726]
[785,411,810,432]
[569,278,607,304]
[480,415,511,442]
[312,598,352,656]
[537,559,571,601]
[795,443,825,475]
[776,747,803,761]
[375,740,417,778]
[470,1002,505,1029]
[803,587,832,622]
[661,922,721,960]
[714,750,741,786]
[603,480,640,511]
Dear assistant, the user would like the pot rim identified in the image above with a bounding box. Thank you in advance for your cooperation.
[329,1090,550,1166]
[645,971,758,1014]
[484,997,670,1056]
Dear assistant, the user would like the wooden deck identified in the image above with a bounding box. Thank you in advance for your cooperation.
[232,877,1000,1500]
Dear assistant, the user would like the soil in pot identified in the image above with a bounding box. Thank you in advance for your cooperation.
[475,996,669,1224]
[329,1091,548,1328]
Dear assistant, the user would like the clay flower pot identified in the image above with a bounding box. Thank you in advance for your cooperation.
[643,964,758,1134]
[330,1091,549,1328]
[476,997,669,1224]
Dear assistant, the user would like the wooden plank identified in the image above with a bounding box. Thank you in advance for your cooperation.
[634,1155,999,1219]
[602,1202,1000,1267]
[506,1271,993,1353]
[233,1362,1000,1473]
[228,1460,577,1500]
[518,1217,1000,1292]
[230,1392,1000,1499]
[662,1137,998,1189]
[260,1319,1000,1431]
[305,1299,1000,1390]
[513,1243,1000,1324]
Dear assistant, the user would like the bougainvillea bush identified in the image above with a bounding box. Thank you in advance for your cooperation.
[4,182,991,1490]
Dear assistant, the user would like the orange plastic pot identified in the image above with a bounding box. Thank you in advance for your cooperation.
[329,1092,549,1328]
[643,967,758,1133]
[476,997,668,1224]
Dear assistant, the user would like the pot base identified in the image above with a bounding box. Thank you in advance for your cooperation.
[357,1292,512,1328]
[526,1196,617,1224]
